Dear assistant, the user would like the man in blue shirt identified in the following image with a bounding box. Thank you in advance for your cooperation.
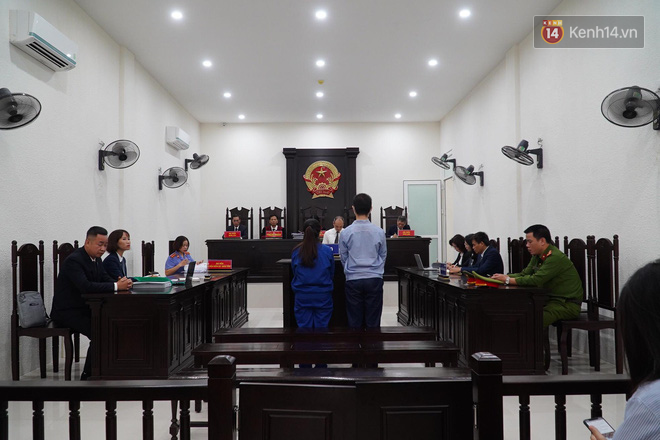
[339,193,387,328]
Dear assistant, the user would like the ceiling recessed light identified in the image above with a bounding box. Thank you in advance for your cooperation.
[238,114,245,120]
[223,92,232,98]
[171,10,183,20]
[316,91,324,98]
[316,113,324,119]
[428,59,438,67]
[459,9,471,18]
[202,60,213,68]
[316,59,326,67]
[409,91,418,98]
[315,10,327,20]
[395,113,402,119]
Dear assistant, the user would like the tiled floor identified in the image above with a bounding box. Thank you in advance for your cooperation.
[13,307,627,439]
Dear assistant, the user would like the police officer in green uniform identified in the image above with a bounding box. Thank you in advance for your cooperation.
[492,224,583,327]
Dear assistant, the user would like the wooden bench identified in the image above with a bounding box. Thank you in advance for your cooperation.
[213,326,437,343]
[193,340,459,368]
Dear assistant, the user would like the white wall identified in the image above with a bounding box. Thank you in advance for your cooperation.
[0,0,201,379]
[442,0,658,282]
[199,122,443,247]
[440,0,659,361]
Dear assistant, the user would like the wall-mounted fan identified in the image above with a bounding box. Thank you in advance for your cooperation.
[601,86,660,129]
[185,153,210,171]
[98,140,140,170]
[158,167,188,190]
[454,164,484,186]
[502,138,543,168]
[431,150,456,170]
[0,88,41,129]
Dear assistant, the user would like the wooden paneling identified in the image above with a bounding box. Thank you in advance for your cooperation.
[207,237,431,282]
[86,269,249,379]
[397,268,548,375]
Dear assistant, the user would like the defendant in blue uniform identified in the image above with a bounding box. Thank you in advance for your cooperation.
[291,218,335,329]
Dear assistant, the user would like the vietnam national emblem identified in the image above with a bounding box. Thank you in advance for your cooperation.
[302,161,341,199]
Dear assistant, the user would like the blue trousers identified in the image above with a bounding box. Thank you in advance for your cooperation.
[294,292,333,328]
[345,277,383,328]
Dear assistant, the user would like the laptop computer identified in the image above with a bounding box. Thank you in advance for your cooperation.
[172,261,196,285]
[414,254,437,271]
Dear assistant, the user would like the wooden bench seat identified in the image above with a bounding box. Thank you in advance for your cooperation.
[213,326,437,343]
[193,340,458,368]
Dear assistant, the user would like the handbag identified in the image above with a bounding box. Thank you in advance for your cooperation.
[17,291,49,328]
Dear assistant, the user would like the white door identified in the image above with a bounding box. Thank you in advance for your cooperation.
[403,180,443,263]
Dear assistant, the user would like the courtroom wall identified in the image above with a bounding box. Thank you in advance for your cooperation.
[199,122,443,243]
[440,0,658,285]
[439,0,659,361]
[0,0,202,379]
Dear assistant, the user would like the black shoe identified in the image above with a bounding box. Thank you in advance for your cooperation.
[80,372,89,381]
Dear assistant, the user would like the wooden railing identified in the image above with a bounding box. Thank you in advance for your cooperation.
[0,379,206,440]
[471,352,630,440]
[1,353,631,440]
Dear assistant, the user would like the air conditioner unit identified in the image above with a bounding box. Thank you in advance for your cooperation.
[9,10,78,72]
[166,126,191,150]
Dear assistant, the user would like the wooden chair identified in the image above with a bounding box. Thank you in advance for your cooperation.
[488,237,501,252]
[380,206,407,231]
[300,206,327,230]
[142,240,155,275]
[226,207,253,239]
[558,235,623,374]
[11,240,73,380]
[507,237,531,274]
[259,206,286,237]
[53,240,81,366]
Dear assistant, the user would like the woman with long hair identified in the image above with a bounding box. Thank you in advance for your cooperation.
[589,260,660,439]
[103,229,131,279]
[291,218,335,330]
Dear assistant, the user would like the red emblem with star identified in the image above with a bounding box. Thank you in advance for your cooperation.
[302,161,341,199]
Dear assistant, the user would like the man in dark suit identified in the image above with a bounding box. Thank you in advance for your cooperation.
[51,226,132,380]
[260,214,285,238]
[227,215,248,239]
[386,216,411,238]
[449,231,504,276]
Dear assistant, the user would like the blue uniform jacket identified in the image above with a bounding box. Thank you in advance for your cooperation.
[291,244,335,295]
[166,251,195,275]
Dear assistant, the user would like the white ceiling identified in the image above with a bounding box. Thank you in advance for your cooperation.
[73,0,562,124]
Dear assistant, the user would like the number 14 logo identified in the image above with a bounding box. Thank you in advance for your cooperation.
[542,24,564,44]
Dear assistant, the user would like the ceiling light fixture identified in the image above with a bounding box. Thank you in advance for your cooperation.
[171,10,183,20]
[316,113,323,119]
[238,114,245,120]
[316,91,324,98]
[223,92,232,98]
[459,9,471,18]
[315,10,327,20]
[316,59,326,67]
[428,59,438,67]
[395,113,402,119]
[202,60,212,68]
[409,91,417,98]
